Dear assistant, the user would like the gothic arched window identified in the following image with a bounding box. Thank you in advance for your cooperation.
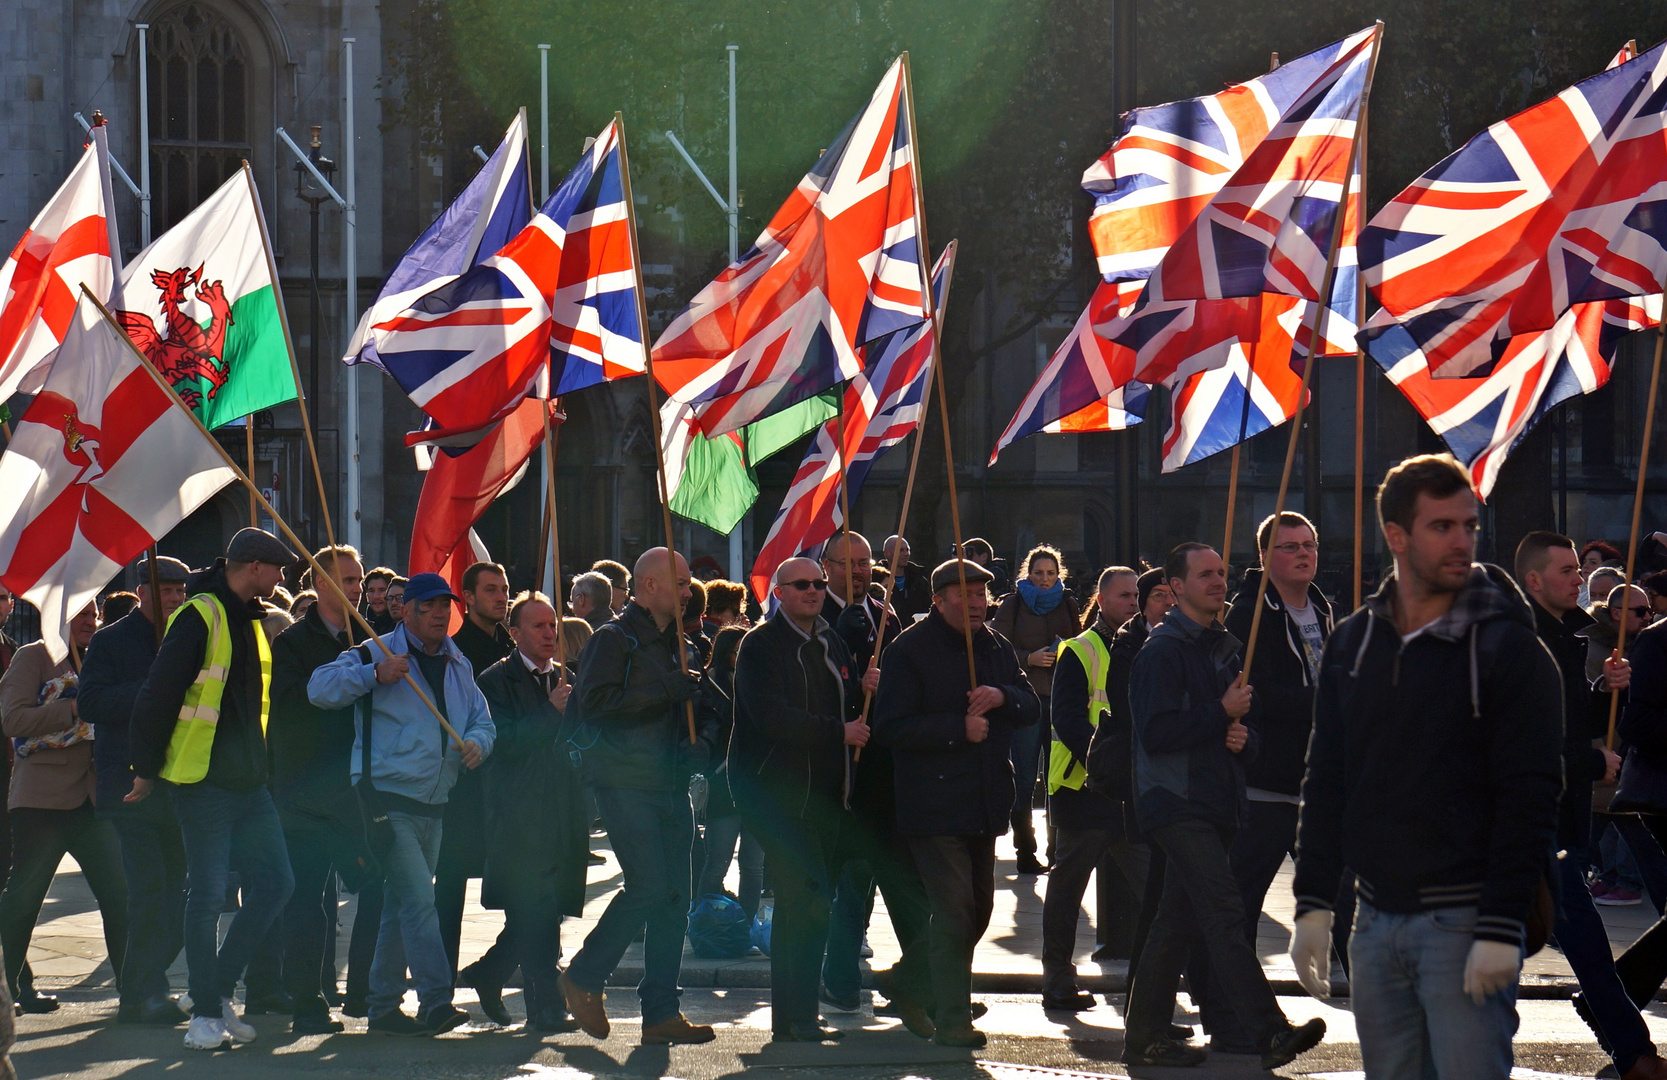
[147,4,252,229]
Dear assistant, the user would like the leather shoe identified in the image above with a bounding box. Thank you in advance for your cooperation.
[291,1013,346,1035]
[559,970,609,1039]
[118,996,187,1025]
[773,1020,844,1042]
[15,990,58,1014]
[1170,1023,1194,1042]
[1041,989,1097,1011]
[933,1023,987,1048]
[341,996,368,1019]
[641,1014,716,1044]
[530,1008,581,1034]
[1015,854,1049,875]
[243,989,295,1015]
[424,1003,469,1035]
[1124,1038,1207,1067]
[892,998,935,1041]
[472,987,511,1026]
[1262,1017,1326,1070]
[1625,1053,1667,1080]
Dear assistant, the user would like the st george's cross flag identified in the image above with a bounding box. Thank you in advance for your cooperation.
[117,167,297,428]
[749,245,955,601]
[652,56,929,438]
[0,295,236,660]
[346,111,534,372]
[370,119,644,438]
[1112,25,1378,385]
[1360,40,1667,378]
[0,125,123,406]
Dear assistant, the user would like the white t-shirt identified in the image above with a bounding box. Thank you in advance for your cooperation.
[1287,599,1324,681]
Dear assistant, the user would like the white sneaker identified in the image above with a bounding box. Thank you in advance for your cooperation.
[179,993,194,1014]
[184,1015,231,1050]
[221,1001,257,1044]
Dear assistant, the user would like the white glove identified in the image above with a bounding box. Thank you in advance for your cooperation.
[1461,940,1521,1006]
[1289,909,1334,999]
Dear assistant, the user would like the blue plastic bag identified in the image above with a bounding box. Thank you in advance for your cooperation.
[750,901,774,957]
[688,893,751,959]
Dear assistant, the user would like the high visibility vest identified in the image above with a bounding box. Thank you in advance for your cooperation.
[1047,628,1111,794]
[158,593,271,784]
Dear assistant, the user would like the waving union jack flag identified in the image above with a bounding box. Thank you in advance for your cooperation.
[749,245,954,601]
[369,119,645,437]
[652,57,928,438]
[1361,41,1667,378]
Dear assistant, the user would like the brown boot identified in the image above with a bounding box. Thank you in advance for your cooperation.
[558,970,608,1039]
[1625,1053,1667,1080]
[641,1014,716,1044]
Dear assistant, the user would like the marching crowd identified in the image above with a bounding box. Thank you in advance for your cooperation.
[2,451,1667,1076]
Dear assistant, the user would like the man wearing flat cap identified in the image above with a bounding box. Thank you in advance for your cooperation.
[871,557,1040,1048]
[79,554,192,1025]
[308,571,494,1037]
[128,528,299,1050]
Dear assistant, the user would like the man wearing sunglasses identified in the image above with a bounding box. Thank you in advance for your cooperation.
[729,558,865,1042]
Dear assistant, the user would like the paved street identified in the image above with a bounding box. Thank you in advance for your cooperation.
[13,811,1664,1079]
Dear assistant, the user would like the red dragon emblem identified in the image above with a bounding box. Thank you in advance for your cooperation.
[117,266,235,410]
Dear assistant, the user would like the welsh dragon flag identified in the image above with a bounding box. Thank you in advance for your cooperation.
[117,166,296,427]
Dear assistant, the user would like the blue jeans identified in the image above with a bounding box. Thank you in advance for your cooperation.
[171,782,295,1018]
[1556,849,1657,1074]
[568,787,693,1026]
[1349,901,1519,1080]
[368,811,450,1019]
[698,813,764,915]
[823,860,876,1000]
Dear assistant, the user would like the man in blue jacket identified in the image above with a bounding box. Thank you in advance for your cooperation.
[308,572,494,1037]
[1123,542,1324,1070]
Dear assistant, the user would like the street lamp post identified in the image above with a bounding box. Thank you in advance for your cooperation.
[294,125,336,549]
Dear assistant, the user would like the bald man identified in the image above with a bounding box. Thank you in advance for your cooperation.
[559,548,719,1046]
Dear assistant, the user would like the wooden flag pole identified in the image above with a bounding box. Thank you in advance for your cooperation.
[1239,26,1381,685]
[245,418,258,526]
[244,162,338,551]
[615,113,698,743]
[900,53,978,694]
[543,402,570,687]
[145,544,165,647]
[1607,320,1665,747]
[837,397,855,607]
[88,289,465,749]
[1352,73,1371,611]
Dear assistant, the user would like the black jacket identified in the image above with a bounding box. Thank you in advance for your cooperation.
[884,561,931,624]
[268,605,357,820]
[478,654,588,916]
[1532,600,1611,851]
[729,609,861,822]
[1294,565,1564,950]
[452,617,513,679]
[1129,608,1260,833]
[1617,618,1667,814]
[1049,620,1122,831]
[130,563,272,791]
[698,662,739,818]
[79,608,163,810]
[835,594,905,843]
[1085,614,1151,804]
[871,609,1040,837]
[445,616,515,842]
[831,594,903,672]
[1224,570,1333,797]
[572,602,716,791]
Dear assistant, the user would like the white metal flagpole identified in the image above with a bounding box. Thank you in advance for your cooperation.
[136,23,151,247]
[342,36,361,549]
[539,44,551,203]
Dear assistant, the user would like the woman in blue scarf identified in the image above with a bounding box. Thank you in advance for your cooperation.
[991,545,1081,874]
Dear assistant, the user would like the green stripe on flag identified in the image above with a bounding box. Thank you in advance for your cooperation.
[179,285,297,430]
[670,392,840,535]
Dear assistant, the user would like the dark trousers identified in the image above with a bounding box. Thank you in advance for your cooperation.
[281,814,375,1017]
[908,835,997,1029]
[0,803,128,997]
[434,771,514,981]
[822,827,934,1007]
[1042,826,1149,998]
[109,798,186,1004]
[748,810,841,1030]
[1608,815,1667,1013]
[699,813,764,915]
[822,860,874,1000]
[1125,819,1286,1050]
[1554,847,1657,1074]
[567,786,692,1027]
[1009,715,1045,857]
[507,891,567,1020]
[345,875,384,1006]
[172,782,295,1017]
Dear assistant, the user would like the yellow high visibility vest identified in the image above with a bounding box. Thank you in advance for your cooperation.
[1047,628,1111,794]
[158,593,271,784]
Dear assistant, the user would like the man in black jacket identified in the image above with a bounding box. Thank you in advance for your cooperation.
[1292,455,1563,1080]
[559,548,718,1046]
[127,529,299,1051]
[267,545,367,1035]
[872,558,1040,1049]
[1124,542,1324,1070]
[478,593,588,1034]
[78,555,190,1025]
[731,558,864,1042]
[881,535,930,624]
[1515,532,1667,1080]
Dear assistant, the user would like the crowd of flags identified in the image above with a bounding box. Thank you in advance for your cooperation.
[2,30,1667,650]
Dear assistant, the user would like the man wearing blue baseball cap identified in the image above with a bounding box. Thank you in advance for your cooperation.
[308,571,495,1037]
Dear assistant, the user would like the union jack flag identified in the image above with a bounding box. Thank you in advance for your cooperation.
[1112,25,1377,384]
[652,57,927,438]
[1360,41,1667,378]
[749,245,954,601]
[346,112,533,372]
[369,119,644,437]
